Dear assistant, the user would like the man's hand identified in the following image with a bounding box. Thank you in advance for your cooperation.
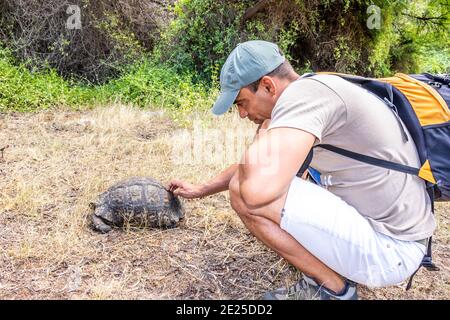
[167,179,205,199]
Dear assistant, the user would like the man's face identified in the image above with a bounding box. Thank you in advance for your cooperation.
[234,82,276,125]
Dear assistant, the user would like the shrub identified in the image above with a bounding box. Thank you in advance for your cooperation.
[0,0,173,83]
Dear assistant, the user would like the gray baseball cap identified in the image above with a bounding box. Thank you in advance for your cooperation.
[211,40,285,115]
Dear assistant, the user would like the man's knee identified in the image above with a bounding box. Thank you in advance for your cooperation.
[229,170,238,197]
[230,195,246,217]
[229,173,253,218]
[229,171,281,224]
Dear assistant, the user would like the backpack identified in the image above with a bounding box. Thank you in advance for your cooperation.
[298,72,450,289]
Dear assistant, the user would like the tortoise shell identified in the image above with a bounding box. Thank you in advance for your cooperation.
[91,177,185,233]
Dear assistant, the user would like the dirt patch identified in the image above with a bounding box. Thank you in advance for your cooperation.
[0,106,448,299]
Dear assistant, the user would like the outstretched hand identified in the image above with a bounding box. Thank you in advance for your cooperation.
[167,179,205,199]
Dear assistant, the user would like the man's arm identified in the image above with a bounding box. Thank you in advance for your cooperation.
[168,119,272,199]
[238,127,315,209]
[168,164,238,198]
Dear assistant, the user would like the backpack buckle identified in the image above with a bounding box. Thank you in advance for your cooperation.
[427,81,442,88]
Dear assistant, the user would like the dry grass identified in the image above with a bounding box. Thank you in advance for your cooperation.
[0,105,448,300]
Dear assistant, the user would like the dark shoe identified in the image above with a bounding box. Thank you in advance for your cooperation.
[262,275,358,300]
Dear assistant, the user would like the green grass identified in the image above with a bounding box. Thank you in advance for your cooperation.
[104,59,215,111]
[0,49,92,112]
[0,48,215,113]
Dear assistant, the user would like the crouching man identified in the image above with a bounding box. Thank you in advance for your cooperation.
[169,41,435,300]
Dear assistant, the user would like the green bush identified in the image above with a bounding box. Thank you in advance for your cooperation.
[159,0,449,80]
[158,0,245,82]
[159,0,378,80]
[0,48,92,112]
[0,47,213,113]
[0,0,171,83]
[103,58,215,111]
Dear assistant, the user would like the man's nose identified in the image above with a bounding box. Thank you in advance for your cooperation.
[238,106,248,119]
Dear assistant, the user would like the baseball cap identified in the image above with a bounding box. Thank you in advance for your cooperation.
[211,40,285,115]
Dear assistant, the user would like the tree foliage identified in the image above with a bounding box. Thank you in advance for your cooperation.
[0,0,447,85]
[160,0,449,81]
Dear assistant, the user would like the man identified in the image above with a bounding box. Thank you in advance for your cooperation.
[168,40,436,300]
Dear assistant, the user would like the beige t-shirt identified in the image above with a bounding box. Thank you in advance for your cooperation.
[268,74,436,241]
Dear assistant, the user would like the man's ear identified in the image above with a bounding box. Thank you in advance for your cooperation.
[260,76,277,95]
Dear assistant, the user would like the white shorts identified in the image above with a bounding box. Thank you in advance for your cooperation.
[280,177,426,288]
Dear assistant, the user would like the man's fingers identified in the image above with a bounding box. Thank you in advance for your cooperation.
[167,180,199,199]
[167,179,184,192]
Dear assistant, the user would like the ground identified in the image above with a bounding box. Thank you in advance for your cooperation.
[0,105,448,299]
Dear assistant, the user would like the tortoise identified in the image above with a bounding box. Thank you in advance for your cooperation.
[91,177,185,233]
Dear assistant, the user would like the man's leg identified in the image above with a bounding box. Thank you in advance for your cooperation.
[229,171,345,293]
[231,170,427,293]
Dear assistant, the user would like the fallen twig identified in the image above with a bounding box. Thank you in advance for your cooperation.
[0,145,9,160]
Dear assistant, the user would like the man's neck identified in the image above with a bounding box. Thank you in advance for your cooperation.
[288,72,301,83]
[275,72,300,97]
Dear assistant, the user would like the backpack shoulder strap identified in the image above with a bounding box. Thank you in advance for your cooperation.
[316,144,420,176]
